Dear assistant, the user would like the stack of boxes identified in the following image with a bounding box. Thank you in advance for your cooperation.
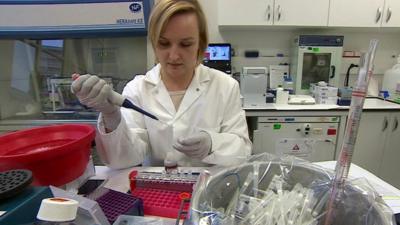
[311,84,338,105]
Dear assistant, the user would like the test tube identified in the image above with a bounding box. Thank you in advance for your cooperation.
[164,152,178,174]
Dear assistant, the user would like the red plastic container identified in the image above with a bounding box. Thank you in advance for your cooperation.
[0,124,95,186]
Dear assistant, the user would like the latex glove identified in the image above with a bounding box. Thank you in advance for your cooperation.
[71,74,118,114]
[173,132,212,159]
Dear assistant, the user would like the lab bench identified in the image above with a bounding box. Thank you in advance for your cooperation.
[244,97,400,190]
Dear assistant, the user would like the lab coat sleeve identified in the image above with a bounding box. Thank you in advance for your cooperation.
[95,79,150,169]
[201,81,252,166]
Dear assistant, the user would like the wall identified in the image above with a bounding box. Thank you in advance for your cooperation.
[200,0,400,90]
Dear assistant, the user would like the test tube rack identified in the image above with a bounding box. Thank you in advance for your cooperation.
[129,170,198,218]
[87,187,143,224]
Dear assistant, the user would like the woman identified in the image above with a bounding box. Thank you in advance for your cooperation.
[71,0,251,169]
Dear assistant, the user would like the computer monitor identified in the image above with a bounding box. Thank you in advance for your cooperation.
[203,43,231,74]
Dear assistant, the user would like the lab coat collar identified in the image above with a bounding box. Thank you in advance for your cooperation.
[143,64,210,120]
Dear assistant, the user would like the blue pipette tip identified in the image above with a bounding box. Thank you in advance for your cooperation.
[122,99,159,121]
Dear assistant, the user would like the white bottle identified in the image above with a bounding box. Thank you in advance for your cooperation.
[275,87,289,104]
[382,55,400,98]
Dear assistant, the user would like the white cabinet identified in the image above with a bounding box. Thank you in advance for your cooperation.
[352,111,400,189]
[381,0,400,27]
[379,112,400,188]
[252,116,340,162]
[352,112,389,175]
[329,0,400,27]
[218,0,329,27]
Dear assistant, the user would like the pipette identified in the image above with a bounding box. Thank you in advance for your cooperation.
[71,74,159,121]
[324,39,379,225]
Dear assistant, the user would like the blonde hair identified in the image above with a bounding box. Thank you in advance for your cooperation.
[148,0,209,63]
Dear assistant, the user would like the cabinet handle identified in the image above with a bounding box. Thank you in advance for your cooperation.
[392,117,398,132]
[386,7,392,23]
[376,7,382,23]
[277,5,281,21]
[266,5,271,21]
[382,116,388,132]
[330,65,336,79]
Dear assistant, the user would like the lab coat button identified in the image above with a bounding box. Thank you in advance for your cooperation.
[196,88,200,91]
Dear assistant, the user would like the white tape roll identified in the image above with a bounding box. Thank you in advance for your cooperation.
[37,197,79,222]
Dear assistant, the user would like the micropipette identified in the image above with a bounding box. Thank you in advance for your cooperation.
[324,39,379,225]
[71,74,159,121]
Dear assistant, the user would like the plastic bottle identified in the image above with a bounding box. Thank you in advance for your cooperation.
[283,76,294,94]
[382,55,400,98]
[275,86,289,104]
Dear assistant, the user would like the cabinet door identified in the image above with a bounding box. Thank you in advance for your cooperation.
[381,0,400,27]
[352,112,389,175]
[273,0,329,26]
[218,0,274,26]
[379,113,400,189]
[328,0,385,27]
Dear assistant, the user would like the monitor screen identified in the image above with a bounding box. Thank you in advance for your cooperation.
[204,43,231,61]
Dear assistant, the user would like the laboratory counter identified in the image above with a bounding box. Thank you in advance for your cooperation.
[244,97,400,117]
[0,97,398,129]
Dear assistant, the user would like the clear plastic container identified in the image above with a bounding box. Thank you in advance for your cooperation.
[382,55,400,98]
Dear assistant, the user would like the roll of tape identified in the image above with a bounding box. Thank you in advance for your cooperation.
[37,197,79,222]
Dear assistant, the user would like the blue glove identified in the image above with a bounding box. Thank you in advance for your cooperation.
[173,132,212,159]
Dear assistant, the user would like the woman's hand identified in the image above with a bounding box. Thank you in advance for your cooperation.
[173,131,212,159]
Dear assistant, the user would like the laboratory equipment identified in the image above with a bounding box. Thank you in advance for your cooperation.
[129,170,199,218]
[240,67,268,107]
[50,186,111,225]
[0,169,32,200]
[36,197,79,223]
[382,54,400,100]
[72,74,159,121]
[189,157,394,225]
[113,215,164,225]
[290,35,344,94]
[311,83,339,105]
[252,116,340,162]
[87,187,144,224]
[275,87,289,104]
[0,186,54,225]
[269,65,289,89]
[325,39,379,225]
[288,95,316,104]
[0,124,95,186]
[203,43,231,74]
[48,77,112,113]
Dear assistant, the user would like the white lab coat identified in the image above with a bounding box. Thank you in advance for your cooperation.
[95,64,251,169]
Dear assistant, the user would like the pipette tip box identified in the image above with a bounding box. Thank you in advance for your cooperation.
[129,170,197,218]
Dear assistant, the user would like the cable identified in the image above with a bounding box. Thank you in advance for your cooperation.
[344,63,359,87]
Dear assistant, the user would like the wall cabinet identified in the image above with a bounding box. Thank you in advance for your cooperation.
[329,0,400,27]
[218,0,329,27]
[352,112,400,189]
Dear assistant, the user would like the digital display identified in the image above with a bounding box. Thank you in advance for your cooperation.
[204,44,231,61]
